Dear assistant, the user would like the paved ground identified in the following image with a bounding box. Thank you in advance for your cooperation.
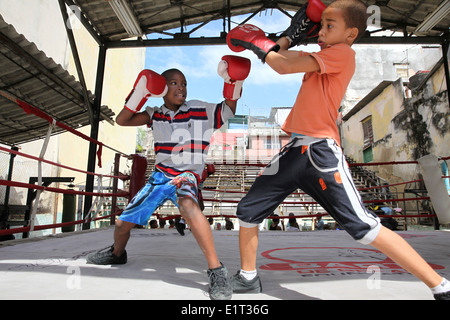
[0,227,449,301]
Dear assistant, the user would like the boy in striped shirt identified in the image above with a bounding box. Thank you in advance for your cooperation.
[87,56,251,300]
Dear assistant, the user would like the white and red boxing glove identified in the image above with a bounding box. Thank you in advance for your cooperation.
[124,69,168,113]
[218,55,251,101]
[281,0,326,48]
[227,24,280,62]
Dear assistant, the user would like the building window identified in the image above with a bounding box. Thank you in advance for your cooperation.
[394,63,410,80]
[362,116,374,163]
[442,162,450,195]
[265,136,280,150]
[363,147,373,163]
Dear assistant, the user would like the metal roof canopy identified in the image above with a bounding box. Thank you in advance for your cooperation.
[67,0,450,46]
[1,0,449,230]
[0,15,115,147]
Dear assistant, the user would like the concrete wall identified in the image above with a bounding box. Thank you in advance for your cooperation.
[343,44,442,113]
[341,61,449,191]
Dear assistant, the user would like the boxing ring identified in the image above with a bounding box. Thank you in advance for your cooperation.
[1,94,450,301]
[1,92,449,237]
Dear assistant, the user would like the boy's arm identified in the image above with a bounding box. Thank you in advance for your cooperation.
[116,69,167,126]
[218,55,251,115]
[265,37,320,75]
[116,108,150,126]
[227,25,319,75]
[225,99,237,115]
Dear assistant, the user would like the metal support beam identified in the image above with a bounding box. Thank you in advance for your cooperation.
[63,0,104,45]
[105,34,445,49]
[0,146,18,230]
[111,153,121,226]
[58,0,94,124]
[227,0,231,32]
[82,45,107,230]
[442,33,450,109]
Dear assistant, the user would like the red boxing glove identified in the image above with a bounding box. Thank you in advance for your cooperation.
[206,163,216,175]
[201,164,216,182]
[307,0,326,23]
[124,70,168,113]
[218,55,251,101]
[227,24,279,62]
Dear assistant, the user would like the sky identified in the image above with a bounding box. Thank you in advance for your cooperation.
[143,9,321,117]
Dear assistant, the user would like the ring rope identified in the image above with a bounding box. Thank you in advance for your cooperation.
[29,119,55,232]
[0,145,128,180]
[0,180,129,198]
[0,90,128,164]
[199,196,432,205]
[214,156,450,168]
[0,92,132,236]
[203,177,444,195]
[154,212,436,222]
[0,210,123,237]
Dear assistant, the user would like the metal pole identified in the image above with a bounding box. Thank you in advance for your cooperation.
[0,146,18,229]
[82,45,107,230]
[111,153,121,225]
[441,33,450,109]
[58,0,94,123]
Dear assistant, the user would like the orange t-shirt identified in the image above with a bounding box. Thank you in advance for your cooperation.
[281,43,355,145]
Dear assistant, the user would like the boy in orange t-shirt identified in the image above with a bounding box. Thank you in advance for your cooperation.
[282,43,355,143]
[226,0,449,299]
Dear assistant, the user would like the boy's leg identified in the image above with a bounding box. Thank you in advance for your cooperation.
[112,219,136,257]
[239,224,259,272]
[234,144,302,292]
[172,172,222,268]
[87,172,170,265]
[86,218,135,264]
[370,226,443,288]
[112,176,169,253]
[303,140,449,298]
[178,196,220,269]
[174,172,232,300]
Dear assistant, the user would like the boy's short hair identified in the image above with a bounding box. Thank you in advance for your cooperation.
[329,0,368,42]
[161,68,184,80]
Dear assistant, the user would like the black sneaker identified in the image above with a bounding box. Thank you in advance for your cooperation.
[434,290,450,300]
[175,221,185,236]
[207,263,232,300]
[175,217,185,236]
[86,245,127,265]
[231,271,262,293]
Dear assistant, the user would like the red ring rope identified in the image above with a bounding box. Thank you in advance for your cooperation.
[0,210,123,237]
[0,145,128,180]
[0,179,129,198]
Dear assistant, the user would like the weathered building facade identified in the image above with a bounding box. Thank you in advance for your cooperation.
[341,59,449,193]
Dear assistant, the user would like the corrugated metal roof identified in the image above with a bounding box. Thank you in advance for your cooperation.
[0,15,114,146]
[70,0,449,42]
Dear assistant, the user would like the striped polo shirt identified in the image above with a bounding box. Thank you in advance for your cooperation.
[145,99,234,182]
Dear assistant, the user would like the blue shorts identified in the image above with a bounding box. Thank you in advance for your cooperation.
[119,171,198,226]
